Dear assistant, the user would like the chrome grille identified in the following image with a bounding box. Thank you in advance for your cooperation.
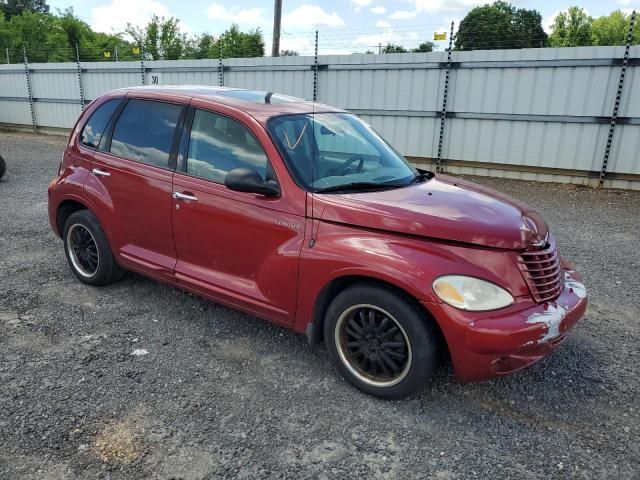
[519,237,562,303]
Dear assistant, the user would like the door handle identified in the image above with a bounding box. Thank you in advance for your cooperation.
[172,192,198,202]
[92,168,110,177]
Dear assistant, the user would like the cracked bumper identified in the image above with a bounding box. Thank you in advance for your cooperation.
[424,270,587,382]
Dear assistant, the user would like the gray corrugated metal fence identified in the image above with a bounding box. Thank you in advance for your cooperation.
[1,47,639,189]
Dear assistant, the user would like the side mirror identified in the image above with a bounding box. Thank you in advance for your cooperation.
[225,168,280,197]
[320,125,336,136]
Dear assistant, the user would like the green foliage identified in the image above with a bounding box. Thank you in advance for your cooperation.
[0,0,48,20]
[214,24,264,58]
[382,43,407,53]
[44,8,94,61]
[0,6,137,62]
[591,10,640,46]
[4,10,54,62]
[0,2,265,63]
[184,33,216,59]
[126,15,186,60]
[455,1,547,50]
[1,0,635,63]
[413,41,435,52]
[548,7,593,47]
[280,49,299,56]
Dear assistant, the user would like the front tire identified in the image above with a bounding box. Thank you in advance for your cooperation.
[0,155,6,180]
[324,284,439,399]
[63,210,124,286]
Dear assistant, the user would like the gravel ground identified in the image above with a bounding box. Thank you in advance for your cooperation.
[0,130,639,480]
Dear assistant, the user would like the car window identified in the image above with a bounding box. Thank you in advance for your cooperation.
[110,99,182,168]
[80,99,120,149]
[186,109,269,184]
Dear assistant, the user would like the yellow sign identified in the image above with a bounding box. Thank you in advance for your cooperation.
[434,32,447,41]
[103,51,111,58]
[132,47,140,55]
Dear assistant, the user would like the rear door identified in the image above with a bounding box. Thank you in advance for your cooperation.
[85,96,186,281]
[170,103,305,324]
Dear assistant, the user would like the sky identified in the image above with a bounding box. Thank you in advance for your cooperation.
[47,0,640,54]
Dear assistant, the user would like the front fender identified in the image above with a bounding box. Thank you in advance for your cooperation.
[293,220,529,335]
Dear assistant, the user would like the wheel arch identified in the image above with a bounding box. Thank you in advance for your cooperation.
[55,196,113,248]
[308,275,448,358]
[56,199,91,238]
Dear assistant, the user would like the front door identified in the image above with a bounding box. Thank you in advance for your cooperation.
[171,106,305,324]
[87,97,185,281]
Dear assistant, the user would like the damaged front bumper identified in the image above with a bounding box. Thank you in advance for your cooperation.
[424,270,588,382]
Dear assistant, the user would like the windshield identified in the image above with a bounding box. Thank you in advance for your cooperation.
[267,113,419,192]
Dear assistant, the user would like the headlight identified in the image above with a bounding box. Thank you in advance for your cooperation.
[432,275,514,311]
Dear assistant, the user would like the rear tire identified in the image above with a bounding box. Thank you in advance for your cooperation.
[63,210,124,286]
[324,283,439,399]
[0,155,6,180]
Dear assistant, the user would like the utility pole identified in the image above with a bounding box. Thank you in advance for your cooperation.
[6,47,9,64]
[115,45,119,62]
[272,0,282,57]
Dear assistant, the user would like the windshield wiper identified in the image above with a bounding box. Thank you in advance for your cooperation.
[315,182,403,194]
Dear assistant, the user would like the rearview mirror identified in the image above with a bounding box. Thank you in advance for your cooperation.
[225,168,280,197]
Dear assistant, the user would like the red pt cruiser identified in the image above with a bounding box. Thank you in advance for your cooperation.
[48,86,587,398]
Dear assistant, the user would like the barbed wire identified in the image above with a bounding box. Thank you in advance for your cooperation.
[0,25,619,65]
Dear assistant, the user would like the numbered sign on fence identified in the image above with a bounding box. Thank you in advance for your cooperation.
[147,73,162,86]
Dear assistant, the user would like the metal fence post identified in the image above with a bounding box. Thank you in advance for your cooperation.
[75,43,86,111]
[313,30,319,102]
[140,47,145,85]
[599,10,636,187]
[436,21,455,173]
[22,45,36,131]
[218,44,224,86]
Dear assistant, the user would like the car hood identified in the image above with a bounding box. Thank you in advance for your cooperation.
[312,174,548,250]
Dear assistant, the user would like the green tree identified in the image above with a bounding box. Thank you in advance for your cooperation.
[0,7,269,62]
[214,24,264,58]
[184,33,216,59]
[0,11,10,51]
[455,1,547,50]
[3,10,54,62]
[413,41,435,52]
[84,32,137,62]
[548,7,593,47]
[280,49,299,56]
[0,0,49,20]
[40,8,93,61]
[126,15,186,60]
[513,8,547,48]
[591,10,640,46]
[382,43,407,53]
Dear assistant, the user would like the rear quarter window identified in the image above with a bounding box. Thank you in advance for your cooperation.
[110,99,183,168]
[80,99,121,149]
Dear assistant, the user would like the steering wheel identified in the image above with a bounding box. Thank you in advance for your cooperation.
[335,155,365,176]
